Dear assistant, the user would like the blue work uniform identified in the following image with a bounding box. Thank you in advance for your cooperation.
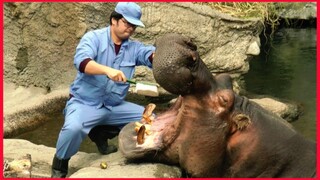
[55,26,155,159]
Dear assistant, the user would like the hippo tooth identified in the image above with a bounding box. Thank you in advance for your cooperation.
[143,115,154,124]
[143,103,156,116]
[135,121,143,127]
[141,103,156,124]
[137,125,146,145]
[135,122,152,135]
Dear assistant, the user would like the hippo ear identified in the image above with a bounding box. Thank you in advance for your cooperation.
[230,112,251,131]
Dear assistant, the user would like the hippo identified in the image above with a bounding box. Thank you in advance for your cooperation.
[119,33,316,177]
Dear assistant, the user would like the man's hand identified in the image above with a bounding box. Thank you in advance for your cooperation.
[84,60,127,83]
[105,67,127,83]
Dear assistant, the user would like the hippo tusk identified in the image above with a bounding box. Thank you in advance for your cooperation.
[137,125,146,145]
[134,103,157,144]
[143,103,156,116]
[142,103,156,124]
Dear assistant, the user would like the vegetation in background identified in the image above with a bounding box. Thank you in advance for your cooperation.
[197,2,307,35]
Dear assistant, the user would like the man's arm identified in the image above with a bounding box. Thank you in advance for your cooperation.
[135,42,156,67]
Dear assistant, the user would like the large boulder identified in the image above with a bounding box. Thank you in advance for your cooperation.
[3,139,181,178]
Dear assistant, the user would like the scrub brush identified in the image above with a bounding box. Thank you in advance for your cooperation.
[127,79,159,97]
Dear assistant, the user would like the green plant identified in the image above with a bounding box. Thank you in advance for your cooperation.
[196,2,305,36]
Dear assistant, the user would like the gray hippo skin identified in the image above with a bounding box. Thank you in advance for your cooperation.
[119,33,316,177]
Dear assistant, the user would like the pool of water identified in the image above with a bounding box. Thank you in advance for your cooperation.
[243,28,316,141]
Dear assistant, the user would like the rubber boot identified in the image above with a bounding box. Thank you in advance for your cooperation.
[51,154,69,178]
[94,139,118,155]
[88,125,120,155]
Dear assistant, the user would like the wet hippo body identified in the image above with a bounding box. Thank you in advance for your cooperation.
[119,33,316,177]
[225,95,316,177]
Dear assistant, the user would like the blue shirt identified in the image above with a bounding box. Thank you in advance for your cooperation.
[70,26,155,109]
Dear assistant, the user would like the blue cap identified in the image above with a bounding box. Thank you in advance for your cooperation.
[115,2,145,27]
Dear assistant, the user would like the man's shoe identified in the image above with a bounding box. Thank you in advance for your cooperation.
[51,154,69,178]
[95,141,118,155]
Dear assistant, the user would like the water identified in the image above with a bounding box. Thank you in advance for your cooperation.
[243,28,316,141]
[14,28,316,154]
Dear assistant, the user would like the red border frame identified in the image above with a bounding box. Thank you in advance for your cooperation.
[1,1,318,179]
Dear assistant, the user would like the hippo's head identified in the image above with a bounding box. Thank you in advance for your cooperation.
[119,34,243,177]
[119,34,315,177]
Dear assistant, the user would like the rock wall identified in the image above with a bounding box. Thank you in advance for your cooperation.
[4,2,116,91]
[138,3,262,75]
[4,2,263,91]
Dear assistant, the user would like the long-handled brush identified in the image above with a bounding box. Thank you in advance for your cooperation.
[127,79,159,97]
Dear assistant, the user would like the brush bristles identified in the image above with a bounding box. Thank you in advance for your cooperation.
[135,83,159,97]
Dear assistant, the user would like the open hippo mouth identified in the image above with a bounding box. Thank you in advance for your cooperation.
[119,95,184,161]
[119,86,236,165]
[119,33,238,170]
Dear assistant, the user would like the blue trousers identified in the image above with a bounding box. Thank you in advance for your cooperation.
[55,98,144,159]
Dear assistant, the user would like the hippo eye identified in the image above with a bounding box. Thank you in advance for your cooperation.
[218,95,228,106]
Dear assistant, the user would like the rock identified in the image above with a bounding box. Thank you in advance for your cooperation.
[138,2,263,77]
[76,22,88,38]
[246,41,260,56]
[277,2,316,20]
[3,139,181,178]
[251,98,288,116]
[250,97,300,122]
[4,154,32,178]
[3,81,69,138]
[70,160,181,178]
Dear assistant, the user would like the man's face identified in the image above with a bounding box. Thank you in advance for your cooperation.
[112,18,137,40]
